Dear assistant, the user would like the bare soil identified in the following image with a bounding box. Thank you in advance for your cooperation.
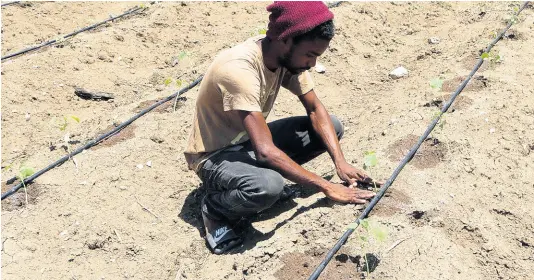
[2,2,534,280]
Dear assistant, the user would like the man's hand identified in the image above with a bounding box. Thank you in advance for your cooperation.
[336,161,382,188]
[324,183,375,204]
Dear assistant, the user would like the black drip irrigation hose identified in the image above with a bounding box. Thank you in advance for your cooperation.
[1,6,145,61]
[1,76,204,200]
[1,1,20,7]
[308,2,530,279]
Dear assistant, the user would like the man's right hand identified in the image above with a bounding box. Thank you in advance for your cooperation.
[323,183,375,204]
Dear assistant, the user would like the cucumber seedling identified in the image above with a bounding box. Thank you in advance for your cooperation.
[363,151,379,191]
[347,218,388,277]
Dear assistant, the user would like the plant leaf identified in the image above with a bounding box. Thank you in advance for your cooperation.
[347,222,359,229]
[480,52,490,59]
[18,166,35,180]
[176,80,183,87]
[71,115,80,123]
[363,151,377,168]
[3,163,13,171]
[164,78,172,86]
[178,51,188,60]
[370,226,387,242]
[359,235,368,242]
[430,78,444,90]
[360,219,369,230]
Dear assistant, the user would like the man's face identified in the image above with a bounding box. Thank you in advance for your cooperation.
[279,38,330,75]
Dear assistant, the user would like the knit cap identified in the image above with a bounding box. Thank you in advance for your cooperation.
[266,1,334,41]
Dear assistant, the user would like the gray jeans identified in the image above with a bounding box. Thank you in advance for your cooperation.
[198,115,344,221]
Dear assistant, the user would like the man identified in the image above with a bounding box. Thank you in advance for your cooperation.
[184,1,379,254]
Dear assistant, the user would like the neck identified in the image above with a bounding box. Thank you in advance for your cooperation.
[260,38,281,72]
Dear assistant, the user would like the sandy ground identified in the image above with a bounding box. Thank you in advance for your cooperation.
[2,1,534,279]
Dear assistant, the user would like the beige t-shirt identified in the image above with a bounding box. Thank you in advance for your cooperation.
[184,35,315,172]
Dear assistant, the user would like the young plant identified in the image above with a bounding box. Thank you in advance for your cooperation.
[17,165,35,206]
[250,26,267,36]
[348,218,388,277]
[429,77,444,91]
[430,77,449,106]
[178,51,189,60]
[363,151,378,191]
[55,115,80,166]
[480,51,501,68]
[164,77,172,86]
[430,110,452,155]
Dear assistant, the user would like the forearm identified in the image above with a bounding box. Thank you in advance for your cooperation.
[309,104,346,166]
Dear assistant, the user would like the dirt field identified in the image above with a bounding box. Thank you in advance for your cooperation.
[2,2,534,279]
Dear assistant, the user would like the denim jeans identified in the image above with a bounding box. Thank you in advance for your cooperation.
[198,115,344,221]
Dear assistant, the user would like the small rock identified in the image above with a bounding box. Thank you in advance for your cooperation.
[150,136,164,143]
[156,85,164,92]
[489,128,496,133]
[363,53,371,58]
[114,35,124,41]
[25,112,31,121]
[119,186,127,191]
[389,66,409,79]
[136,164,144,169]
[314,62,326,73]
[146,161,152,167]
[428,37,440,44]
[171,57,179,67]
[482,243,494,252]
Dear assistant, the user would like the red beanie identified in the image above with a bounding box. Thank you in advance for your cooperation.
[266,1,334,41]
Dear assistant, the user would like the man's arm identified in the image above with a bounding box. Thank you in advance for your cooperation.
[298,89,374,186]
[234,110,374,204]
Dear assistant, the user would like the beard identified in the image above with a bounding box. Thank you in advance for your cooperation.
[278,45,309,75]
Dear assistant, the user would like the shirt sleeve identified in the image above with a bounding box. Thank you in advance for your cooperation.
[282,70,315,96]
[215,60,262,112]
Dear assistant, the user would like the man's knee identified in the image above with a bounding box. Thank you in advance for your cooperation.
[245,170,284,205]
[330,115,344,140]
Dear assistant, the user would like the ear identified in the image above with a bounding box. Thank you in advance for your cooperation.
[282,37,294,50]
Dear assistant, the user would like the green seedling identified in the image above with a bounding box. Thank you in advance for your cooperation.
[178,51,189,60]
[430,78,444,91]
[54,36,66,44]
[508,14,519,25]
[432,110,446,129]
[17,165,35,206]
[176,80,183,87]
[250,26,267,36]
[363,151,379,191]
[54,115,80,167]
[480,51,501,68]
[347,218,388,277]
[58,115,80,131]
[164,77,172,86]
[430,110,452,155]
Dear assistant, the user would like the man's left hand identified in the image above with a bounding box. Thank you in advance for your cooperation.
[336,161,382,188]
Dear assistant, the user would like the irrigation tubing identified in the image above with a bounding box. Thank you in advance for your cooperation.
[1,1,20,7]
[1,6,145,61]
[308,2,530,279]
[1,76,204,200]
